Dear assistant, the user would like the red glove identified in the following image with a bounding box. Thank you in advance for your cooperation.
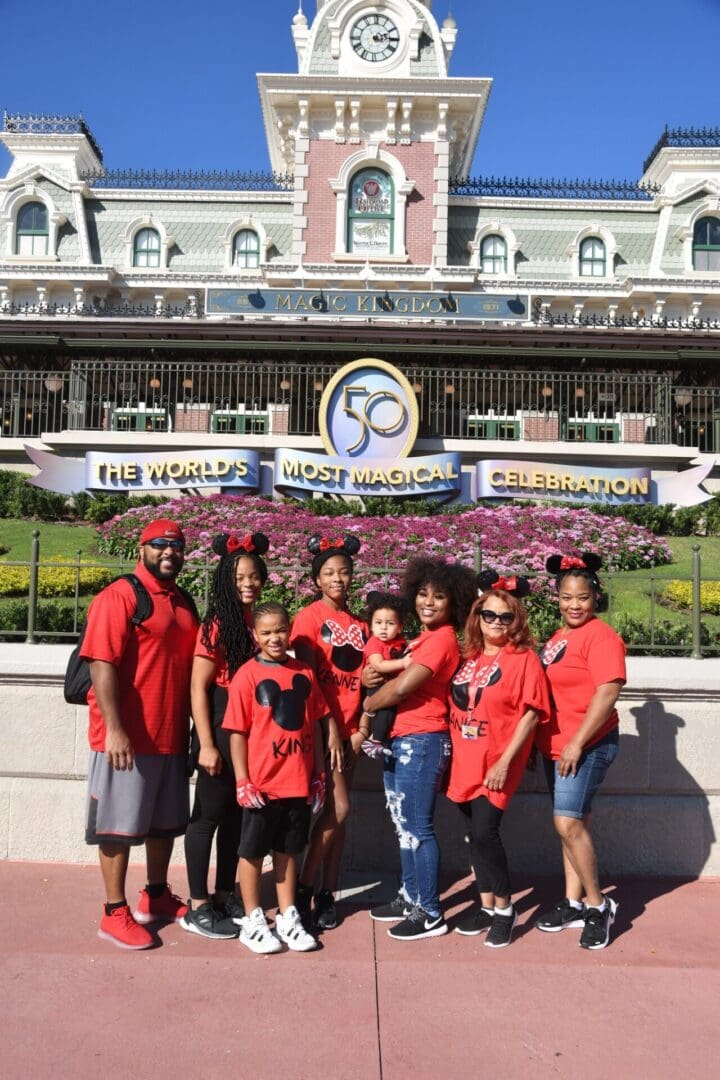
[308,772,326,814]
[236,780,266,809]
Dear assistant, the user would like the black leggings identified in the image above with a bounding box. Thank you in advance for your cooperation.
[458,795,511,899]
[184,689,243,899]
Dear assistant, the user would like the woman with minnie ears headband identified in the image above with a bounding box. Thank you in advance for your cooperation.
[535,552,626,951]
[181,532,270,940]
[447,570,550,948]
[363,556,477,941]
[290,534,364,933]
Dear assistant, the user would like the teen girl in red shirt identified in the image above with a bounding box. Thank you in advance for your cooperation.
[447,570,549,948]
[535,552,626,951]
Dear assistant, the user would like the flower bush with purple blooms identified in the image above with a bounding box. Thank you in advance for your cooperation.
[97,496,672,618]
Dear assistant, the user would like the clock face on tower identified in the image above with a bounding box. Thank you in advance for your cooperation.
[350,13,401,63]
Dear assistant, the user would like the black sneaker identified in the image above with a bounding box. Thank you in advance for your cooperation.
[296,882,314,931]
[455,905,494,936]
[388,908,448,941]
[180,901,239,940]
[313,888,338,931]
[369,895,412,922]
[214,892,245,925]
[484,908,517,948]
[535,898,586,932]
[580,897,617,950]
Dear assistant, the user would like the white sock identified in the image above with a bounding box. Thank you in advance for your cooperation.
[481,906,494,916]
[494,903,513,917]
[567,898,583,910]
[586,899,607,914]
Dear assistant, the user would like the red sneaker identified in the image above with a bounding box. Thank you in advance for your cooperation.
[134,886,188,925]
[98,904,154,950]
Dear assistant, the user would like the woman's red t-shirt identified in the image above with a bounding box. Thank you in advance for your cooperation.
[390,623,459,738]
[538,617,626,760]
[193,612,255,689]
[446,646,550,809]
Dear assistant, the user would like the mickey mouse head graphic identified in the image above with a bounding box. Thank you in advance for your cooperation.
[255,674,312,731]
[540,639,568,668]
[320,619,366,673]
[450,657,502,711]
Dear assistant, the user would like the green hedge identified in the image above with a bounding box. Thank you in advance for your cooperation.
[0,557,113,598]
[0,599,90,642]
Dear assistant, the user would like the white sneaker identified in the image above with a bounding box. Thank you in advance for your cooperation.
[275,905,318,952]
[238,907,282,954]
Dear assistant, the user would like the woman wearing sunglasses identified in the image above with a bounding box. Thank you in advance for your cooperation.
[446,570,549,948]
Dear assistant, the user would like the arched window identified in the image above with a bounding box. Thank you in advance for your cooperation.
[233,229,261,269]
[693,217,720,271]
[15,201,49,256]
[480,235,507,274]
[579,237,606,277]
[348,168,394,255]
[133,227,161,268]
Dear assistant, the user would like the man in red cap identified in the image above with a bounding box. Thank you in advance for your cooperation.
[81,518,199,949]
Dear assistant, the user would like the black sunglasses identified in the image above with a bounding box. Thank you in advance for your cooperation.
[145,538,184,551]
[480,609,514,626]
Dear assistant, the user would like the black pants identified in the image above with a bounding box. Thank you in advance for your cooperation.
[184,687,243,899]
[366,682,397,742]
[458,795,511,899]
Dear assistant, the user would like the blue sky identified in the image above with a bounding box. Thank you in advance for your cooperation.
[1,0,718,180]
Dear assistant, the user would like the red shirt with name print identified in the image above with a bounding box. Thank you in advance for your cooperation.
[289,600,367,739]
[222,656,328,799]
[538,617,626,760]
[390,623,460,738]
[193,611,256,689]
[81,562,198,755]
[446,646,550,809]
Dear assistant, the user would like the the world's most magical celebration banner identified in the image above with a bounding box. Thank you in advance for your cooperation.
[25,358,712,507]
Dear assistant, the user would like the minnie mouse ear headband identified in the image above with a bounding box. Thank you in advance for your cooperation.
[546,552,603,588]
[476,569,531,599]
[308,533,361,577]
[212,532,270,558]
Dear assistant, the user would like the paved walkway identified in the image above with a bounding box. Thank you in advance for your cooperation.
[2,862,718,1079]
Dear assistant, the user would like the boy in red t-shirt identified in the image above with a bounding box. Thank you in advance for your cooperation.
[360,591,412,755]
[223,602,329,954]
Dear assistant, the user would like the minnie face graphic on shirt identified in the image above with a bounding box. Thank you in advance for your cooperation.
[450,657,502,712]
[320,619,366,673]
[540,639,568,668]
[255,674,312,731]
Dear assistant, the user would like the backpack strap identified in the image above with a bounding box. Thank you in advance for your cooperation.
[114,573,154,625]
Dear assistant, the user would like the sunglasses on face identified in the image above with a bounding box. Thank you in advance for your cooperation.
[145,538,184,551]
[480,609,514,626]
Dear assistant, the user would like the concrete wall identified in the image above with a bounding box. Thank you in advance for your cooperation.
[1,646,718,878]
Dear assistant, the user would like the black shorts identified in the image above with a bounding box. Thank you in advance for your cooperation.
[238,797,311,859]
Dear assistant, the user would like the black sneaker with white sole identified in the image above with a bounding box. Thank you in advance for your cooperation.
[580,897,617,950]
[455,905,494,936]
[388,907,448,940]
[214,892,245,925]
[313,888,338,930]
[535,898,586,932]
[484,909,517,948]
[369,895,412,922]
[180,901,239,940]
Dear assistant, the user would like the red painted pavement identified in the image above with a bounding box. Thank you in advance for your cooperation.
[2,863,718,1079]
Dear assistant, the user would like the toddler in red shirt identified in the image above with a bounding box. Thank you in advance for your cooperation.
[224,602,330,955]
[360,591,412,755]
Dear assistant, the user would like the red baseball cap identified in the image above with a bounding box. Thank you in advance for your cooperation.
[139,519,186,545]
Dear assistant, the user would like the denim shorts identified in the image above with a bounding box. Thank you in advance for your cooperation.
[542,729,619,819]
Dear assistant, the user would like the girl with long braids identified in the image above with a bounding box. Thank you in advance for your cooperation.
[181,531,269,939]
[535,552,626,951]
[447,570,549,948]
[290,534,364,932]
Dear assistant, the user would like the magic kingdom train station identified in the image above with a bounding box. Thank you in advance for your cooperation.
[1,0,719,503]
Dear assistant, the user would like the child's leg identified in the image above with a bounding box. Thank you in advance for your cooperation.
[239,856,264,913]
[273,851,297,913]
[300,755,354,893]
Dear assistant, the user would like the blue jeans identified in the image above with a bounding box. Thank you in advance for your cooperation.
[543,729,619,819]
[383,732,451,918]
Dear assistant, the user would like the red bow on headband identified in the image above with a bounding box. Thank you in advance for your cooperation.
[493,576,517,592]
[319,537,343,552]
[226,533,255,554]
[560,556,586,570]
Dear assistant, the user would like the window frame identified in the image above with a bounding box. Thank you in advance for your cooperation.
[692,216,720,272]
[579,236,607,277]
[232,229,261,269]
[132,227,162,269]
[347,168,395,256]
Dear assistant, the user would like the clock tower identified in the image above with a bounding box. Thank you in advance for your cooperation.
[257,1,491,268]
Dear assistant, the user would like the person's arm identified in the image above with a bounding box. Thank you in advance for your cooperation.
[363,662,434,715]
[558,680,624,778]
[484,708,539,791]
[88,659,133,771]
[190,654,223,776]
[229,730,249,782]
[322,713,343,773]
[367,652,412,675]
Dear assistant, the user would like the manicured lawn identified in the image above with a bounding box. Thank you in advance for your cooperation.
[0,520,107,562]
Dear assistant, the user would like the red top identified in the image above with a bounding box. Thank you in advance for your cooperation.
[446,647,550,809]
[289,600,367,739]
[538,617,627,760]
[363,634,408,664]
[390,624,459,737]
[193,612,255,689]
[222,656,328,799]
[81,562,199,755]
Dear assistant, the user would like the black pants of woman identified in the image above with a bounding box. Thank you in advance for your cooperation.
[184,688,243,899]
[458,795,511,899]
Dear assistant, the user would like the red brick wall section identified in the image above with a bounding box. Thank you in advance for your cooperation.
[303,141,437,264]
[175,406,211,433]
[524,416,560,441]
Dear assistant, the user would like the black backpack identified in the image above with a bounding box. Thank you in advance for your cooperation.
[63,573,198,705]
